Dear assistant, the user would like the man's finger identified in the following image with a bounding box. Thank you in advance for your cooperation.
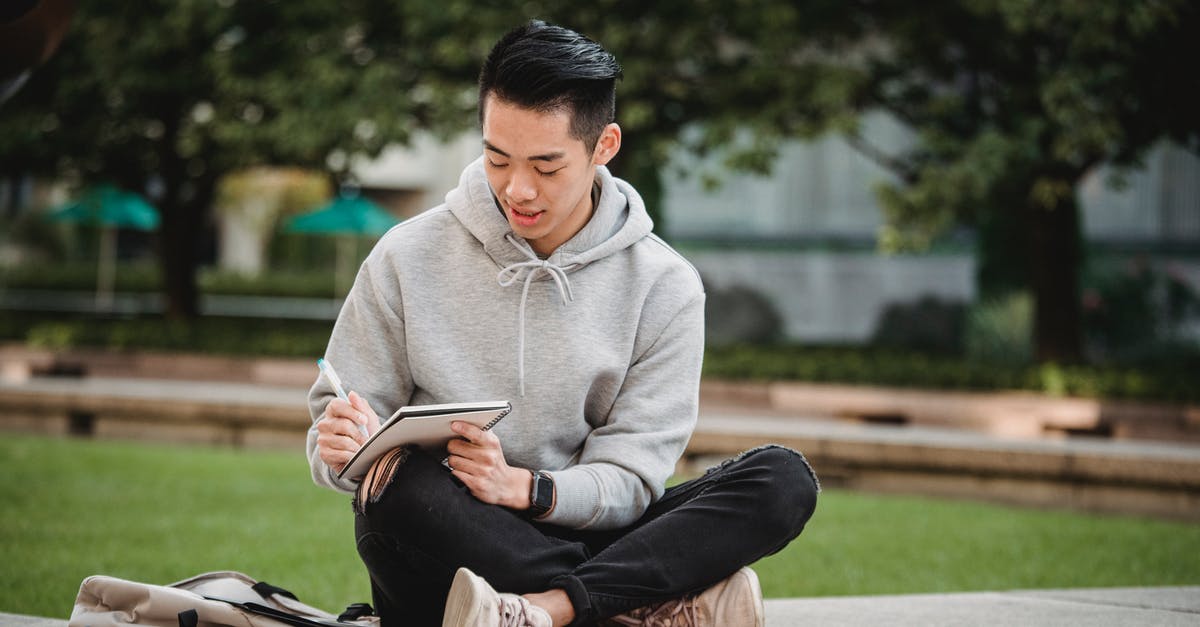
[446,454,476,474]
[451,421,495,444]
[320,421,366,450]
[328,397,367,426]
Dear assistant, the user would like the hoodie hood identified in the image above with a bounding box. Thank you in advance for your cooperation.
[446,156,654,270]
[445,156,655,395]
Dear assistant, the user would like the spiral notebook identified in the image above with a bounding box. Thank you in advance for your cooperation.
[337,400,512,480]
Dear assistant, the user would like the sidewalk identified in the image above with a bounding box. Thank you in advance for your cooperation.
[765,585,1200,625]
[7,586,1199,626]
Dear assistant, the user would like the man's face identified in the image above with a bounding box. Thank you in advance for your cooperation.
[482,94,615,257]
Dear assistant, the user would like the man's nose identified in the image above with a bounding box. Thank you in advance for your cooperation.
[507,168,537,201]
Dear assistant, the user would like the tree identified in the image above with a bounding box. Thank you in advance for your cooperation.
[0,0,486,317]
[577,0,1197,364]
[550,1,1200,363]
[5,0,1197,361]
[854,1,1199,362]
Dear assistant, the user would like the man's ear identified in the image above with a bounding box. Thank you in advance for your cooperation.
[592,123,622,166]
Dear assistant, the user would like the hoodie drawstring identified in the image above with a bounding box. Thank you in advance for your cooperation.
[496,235,574,396]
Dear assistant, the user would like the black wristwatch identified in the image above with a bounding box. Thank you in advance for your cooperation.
[528,470,555,518]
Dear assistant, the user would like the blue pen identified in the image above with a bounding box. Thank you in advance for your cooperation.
[318,358,370,438]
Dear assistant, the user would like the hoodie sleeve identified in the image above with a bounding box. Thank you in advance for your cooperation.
[306,246,412,494]
[541,290,706,529]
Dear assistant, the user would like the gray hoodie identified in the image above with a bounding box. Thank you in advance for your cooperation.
[306,157,705,530]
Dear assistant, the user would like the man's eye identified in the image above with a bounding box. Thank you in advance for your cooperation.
[537,168,561,177]
[487,159,509,168]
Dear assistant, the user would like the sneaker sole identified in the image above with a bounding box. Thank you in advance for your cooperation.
[442,567,494,627]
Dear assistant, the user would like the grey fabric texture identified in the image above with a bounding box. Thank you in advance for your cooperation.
[307,157,705,529]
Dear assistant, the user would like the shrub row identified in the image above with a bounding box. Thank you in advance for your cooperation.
[0,312,1195,404]
[1,263,340,298]
[0,312,331,358]
[703,345,1200,404]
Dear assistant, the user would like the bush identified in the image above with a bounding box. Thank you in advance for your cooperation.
[965,292,1033,366]
[1,261,162,292]
[1083,257,1200,361]
[1,312,331,357]
[703,280,784,346]
[703,344,1200,403]
[871,295,966,355]
[0,262,340,298]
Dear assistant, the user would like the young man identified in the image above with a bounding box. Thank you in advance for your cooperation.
[307,20,818,627]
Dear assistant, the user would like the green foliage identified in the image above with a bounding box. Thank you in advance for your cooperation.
[703,344,1200,403]
[0,312,331,358]
[0,263,339,298]
[0,211,72,263]
[965,292,1033,365]
[3,435,1198,618]
[2,261,163,293]
[3,1,1197,342]
[870,296,966,355]
[1083,257,1200,360]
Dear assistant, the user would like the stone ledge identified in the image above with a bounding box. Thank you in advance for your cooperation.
[0,377,309,448]
[701,379,1200,443]
[688,413,1200,521]
[6,345,1197,444]
[3,374,1198,520]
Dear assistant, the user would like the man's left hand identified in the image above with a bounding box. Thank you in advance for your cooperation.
[446,421,533,510]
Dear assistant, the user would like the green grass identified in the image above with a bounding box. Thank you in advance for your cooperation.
[2,435,1199,619]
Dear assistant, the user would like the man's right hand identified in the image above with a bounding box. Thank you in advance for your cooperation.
[316,391,381,473]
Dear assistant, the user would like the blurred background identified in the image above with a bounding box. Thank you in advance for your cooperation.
[1,0,1199,619]
[2,0,1197,388]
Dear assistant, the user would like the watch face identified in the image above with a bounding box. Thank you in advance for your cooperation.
[532,471,554,514]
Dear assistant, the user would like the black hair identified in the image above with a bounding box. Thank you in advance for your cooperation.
[479,20,622,150]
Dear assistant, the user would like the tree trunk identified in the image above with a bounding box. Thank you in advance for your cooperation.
[159,174,217,320]
[1025,191,1084,363]
[160,194,201,319]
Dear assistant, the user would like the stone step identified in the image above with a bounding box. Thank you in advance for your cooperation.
[2,374,1199,520]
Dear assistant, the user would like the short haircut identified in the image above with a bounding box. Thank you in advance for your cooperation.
[479,20,622,151]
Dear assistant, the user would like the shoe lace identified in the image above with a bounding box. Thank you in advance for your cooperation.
[497,595,549,627]
[607,597,698,627]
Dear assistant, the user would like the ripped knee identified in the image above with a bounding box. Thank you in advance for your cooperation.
[354,446,410,514]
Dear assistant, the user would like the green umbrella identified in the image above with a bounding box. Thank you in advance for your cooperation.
[46,184,160,310]
[284,194,398,236]
[283,194,400,296]
[47,183,161,230]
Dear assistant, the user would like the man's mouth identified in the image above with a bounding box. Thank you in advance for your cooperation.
[509,203,543,226]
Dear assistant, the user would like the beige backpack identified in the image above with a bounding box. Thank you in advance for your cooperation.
[69,571,377,627]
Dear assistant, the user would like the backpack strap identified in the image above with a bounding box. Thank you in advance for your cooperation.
[252,581,299,601]
[337,603,375,622]
[177,609,198,627]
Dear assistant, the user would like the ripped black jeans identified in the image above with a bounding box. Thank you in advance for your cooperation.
[353,445,819,627]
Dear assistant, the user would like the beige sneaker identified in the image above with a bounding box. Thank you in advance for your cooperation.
[442,567,553,627]
[602,567,765,627]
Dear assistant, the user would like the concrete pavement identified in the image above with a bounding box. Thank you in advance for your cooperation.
[764,586,1200,625]
[7,586,1200,626]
